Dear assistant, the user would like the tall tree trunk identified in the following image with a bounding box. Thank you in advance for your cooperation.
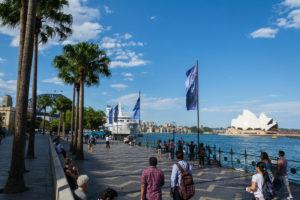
[26,32,38,159]
[3,0,37,194]
[76,75,84,160]
[42,107,46,135]
[70,83,75,151]
[72,86,79,155]
[57,112,61,136]
[62,112,66,139]
[16,0,28,101]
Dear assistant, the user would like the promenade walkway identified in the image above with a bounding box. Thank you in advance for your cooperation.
[0,135,52,200]
[63,139,300,200]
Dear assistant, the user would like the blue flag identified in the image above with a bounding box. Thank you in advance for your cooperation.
[109,108,113,124]
[185,64,198,110]
[114,105,119,123]
[133,97,140,119]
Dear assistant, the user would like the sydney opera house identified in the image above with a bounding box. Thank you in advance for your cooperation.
[226,110,278,135]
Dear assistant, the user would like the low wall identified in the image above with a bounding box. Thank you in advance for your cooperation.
[48,137,74,200]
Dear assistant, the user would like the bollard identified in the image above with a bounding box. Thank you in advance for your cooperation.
[213,145,216,161]
[230,147,234,170]
[218,147,222,167]
[244,150,248,173]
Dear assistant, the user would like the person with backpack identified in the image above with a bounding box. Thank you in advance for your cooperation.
[170,151,195,200]
[246,162,275,200]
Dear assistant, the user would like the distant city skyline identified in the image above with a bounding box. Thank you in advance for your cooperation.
[0,0,300,128]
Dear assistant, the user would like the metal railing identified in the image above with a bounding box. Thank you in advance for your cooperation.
[135,137,300,183]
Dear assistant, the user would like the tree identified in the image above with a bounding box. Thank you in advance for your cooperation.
[84,107,106,130]
[54,42,111,160]
[1,0,37,194]
[0,0,72,160]
[52,96,72,138]
[37,95,53,134]
[54,56,79,152]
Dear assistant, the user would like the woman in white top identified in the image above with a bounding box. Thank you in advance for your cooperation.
[247,161,269,200]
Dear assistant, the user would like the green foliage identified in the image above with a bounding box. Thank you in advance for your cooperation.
[40,120,50,130]
[83,107,105,130]
[37,95,53,110]
[190,126,213,133]
[51,96,72,114]
[49,120,58,132]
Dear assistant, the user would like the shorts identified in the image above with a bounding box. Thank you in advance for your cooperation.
[157,148,162,152]
[279,175,289,186]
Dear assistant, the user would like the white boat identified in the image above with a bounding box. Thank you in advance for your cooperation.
[104,103,139,135]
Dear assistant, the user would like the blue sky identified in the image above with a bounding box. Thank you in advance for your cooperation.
[0,0,300,128]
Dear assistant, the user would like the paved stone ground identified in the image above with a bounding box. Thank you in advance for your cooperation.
[0,135,52,200]
[62,139,300,200]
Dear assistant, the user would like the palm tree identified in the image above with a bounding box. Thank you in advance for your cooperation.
[53,56,79,151]
[2,0,37,194]
[54,42,111,160]
[0,0,72,159]
[37,95,53,135]
[52,97,72,138]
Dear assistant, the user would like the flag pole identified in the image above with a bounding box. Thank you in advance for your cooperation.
[196,59,200,148]
[139,91,141,132]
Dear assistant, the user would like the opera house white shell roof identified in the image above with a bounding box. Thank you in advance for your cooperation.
[231,110,278,131]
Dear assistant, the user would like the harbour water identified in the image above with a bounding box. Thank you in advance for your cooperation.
[136,133,300,183]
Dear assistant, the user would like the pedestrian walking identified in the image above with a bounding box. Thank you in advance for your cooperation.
[157,140,162,160]
[169,139,175,160]
[88,135,94,153]
[105,134,110,149]
[197,143,205,167]
[74,175,89,200]
[277,150,293,199]
[187,141,196,166]
[170,151,194,200]
[246,161,275,200]
[260,152,273,180]
[141,157,165,200]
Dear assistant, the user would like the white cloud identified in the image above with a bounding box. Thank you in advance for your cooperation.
[121,72,132,77]
[42,77,64,85]
[111,93,184,110]
[0,72,4,77]
[0,0,104,49]
[141,72,149,74]
[201,101,300,116]
[124,78,133,81]
[110,84,128,89]
[124,33,132,40]
[100,34,149,68]
[278,9,300,28]
[150,16,157,20]
[104,5,114,14]
[0,78,16,94]
[102,92,108,95]
[0,57,6,62]
[282,0,300,8]
[110,50,148,68]
[250,27,279,38]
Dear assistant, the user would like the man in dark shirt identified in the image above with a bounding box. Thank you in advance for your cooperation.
[187,141,196,166]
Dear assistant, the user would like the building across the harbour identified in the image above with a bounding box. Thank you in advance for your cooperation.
[225,109,278,135]
[0,95,15,130]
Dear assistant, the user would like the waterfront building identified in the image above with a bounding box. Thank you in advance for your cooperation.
[226,109,278,135]
[0,95,15,130]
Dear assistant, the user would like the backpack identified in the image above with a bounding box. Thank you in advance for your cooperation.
[272,177,282,191]
[262,179,276,200]
[176,163,195,200]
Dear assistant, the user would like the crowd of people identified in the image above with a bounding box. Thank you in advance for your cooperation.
[52,136,118,200]
[52,134,295,200]
[246,150,293,200]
